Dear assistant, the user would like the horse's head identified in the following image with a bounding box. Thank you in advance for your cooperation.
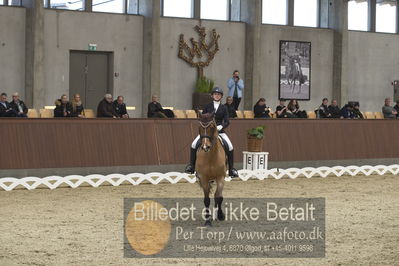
[198,112,217,152]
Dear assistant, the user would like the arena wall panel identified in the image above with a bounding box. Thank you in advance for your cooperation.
[0,119,398,170]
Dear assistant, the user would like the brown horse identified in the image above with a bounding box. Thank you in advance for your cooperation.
[195,112,227,227]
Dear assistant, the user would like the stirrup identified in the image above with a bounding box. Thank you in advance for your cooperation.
[229,168,239,178]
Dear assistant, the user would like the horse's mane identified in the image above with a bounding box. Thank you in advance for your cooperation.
[199,113,214,123]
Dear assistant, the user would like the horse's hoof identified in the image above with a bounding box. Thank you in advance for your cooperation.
[217,211,225,221]
[204,220,212,227]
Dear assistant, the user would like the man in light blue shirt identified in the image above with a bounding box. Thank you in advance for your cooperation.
[227,70,244,110]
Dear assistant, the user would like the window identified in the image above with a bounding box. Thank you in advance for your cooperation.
[127,0,138,14]
[348,0,369,31]
[10,0,22,5]
[163,0,193,18]
[294,0,318,27]
[49,0,84,10]
[376,0,397,33]
[262,0,288,25]
[92,0,125,13]
[0,0,4,4]
[201,0,229,21]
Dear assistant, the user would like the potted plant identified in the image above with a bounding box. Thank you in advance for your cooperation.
[247,125,266,152]
[193,76,214,110]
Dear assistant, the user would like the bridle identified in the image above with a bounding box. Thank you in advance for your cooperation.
[199,120,216,147]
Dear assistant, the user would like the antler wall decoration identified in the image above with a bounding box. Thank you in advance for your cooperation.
[178,25,220,78]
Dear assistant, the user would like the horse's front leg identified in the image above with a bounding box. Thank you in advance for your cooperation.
[202,181,212,227]
[214,179,225,221]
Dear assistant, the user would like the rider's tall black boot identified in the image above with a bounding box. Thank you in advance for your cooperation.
[185,148,197,174]
[227,150,239,177]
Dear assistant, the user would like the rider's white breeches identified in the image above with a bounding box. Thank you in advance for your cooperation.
[191,133,234,151]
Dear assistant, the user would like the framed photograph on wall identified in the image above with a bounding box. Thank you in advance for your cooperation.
[279,40,311,100]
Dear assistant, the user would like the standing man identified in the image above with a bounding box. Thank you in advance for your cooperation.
[227,70,244,110]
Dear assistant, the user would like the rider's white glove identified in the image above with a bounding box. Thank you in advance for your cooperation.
[217,125,223,131]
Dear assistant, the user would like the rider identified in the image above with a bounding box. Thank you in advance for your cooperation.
[185,87,239,178]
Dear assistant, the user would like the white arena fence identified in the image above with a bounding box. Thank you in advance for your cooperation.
[0,165,398,191]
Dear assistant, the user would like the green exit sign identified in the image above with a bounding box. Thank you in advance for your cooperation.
[88,44,97,51]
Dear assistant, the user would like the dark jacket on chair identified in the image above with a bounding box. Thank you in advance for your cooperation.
[97,99,118,118]
[202,102,229,133]
[10,100,28,115]
[54,99,73,117]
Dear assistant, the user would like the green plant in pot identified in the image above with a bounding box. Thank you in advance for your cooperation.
[193,76,214,110]
[247,125,266,152]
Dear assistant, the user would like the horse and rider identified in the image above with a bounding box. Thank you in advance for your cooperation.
[184,87,239,226]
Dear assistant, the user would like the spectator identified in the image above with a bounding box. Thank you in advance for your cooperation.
[97,94,118,118]
[382,98,398,119]
[352,102,363,119]
[276,100,292,118]
[10,92,28,117]
[287,99,307,118]
[225,96,237,118]
[0,93,18,117]
[253,98,271,119]
[70,94,85,118]
[147,95,168,118]
[394,100,399,118]
[340,103,354,119]
[317,98,331,118]
[227,70,244,110]
[113,96,129,118]
[328,99,340,118]
[54,94,72,118]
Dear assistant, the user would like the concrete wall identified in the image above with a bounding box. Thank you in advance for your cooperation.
[348,31,399,112]
[43,10,143,116]
[259,25,335,112]
[159,18,246,109]
[0,7,26,99]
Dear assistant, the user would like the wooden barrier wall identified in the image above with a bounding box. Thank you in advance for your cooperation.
[0,118,398,169]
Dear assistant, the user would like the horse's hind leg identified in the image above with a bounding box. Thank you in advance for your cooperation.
[202,181,212,227]
[214,179,225,221]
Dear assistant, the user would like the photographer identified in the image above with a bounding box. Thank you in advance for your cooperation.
[227,70,244,110]
[253,98,271,118]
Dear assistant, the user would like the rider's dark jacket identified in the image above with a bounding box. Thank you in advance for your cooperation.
[202,102,229,133]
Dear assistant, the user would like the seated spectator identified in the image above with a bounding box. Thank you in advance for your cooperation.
[394,100,399,118]
[148,95,168,118]
[97,94,118,118]
[287,99,307,118]
[382,98,398,119]
[225,96,237,118]
[340,103,354,119]
[253,98,270,119]
[352,102,363,119]
[317,98,332,118]
[70,94,85,118]
[113,96,129,118]
[275,100,292,118]
[328,99,340,118]
[0,93,18,117]
[10,92,28,118]
[54,94,72,118]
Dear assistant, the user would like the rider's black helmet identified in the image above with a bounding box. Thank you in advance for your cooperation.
[211,87,224,96]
